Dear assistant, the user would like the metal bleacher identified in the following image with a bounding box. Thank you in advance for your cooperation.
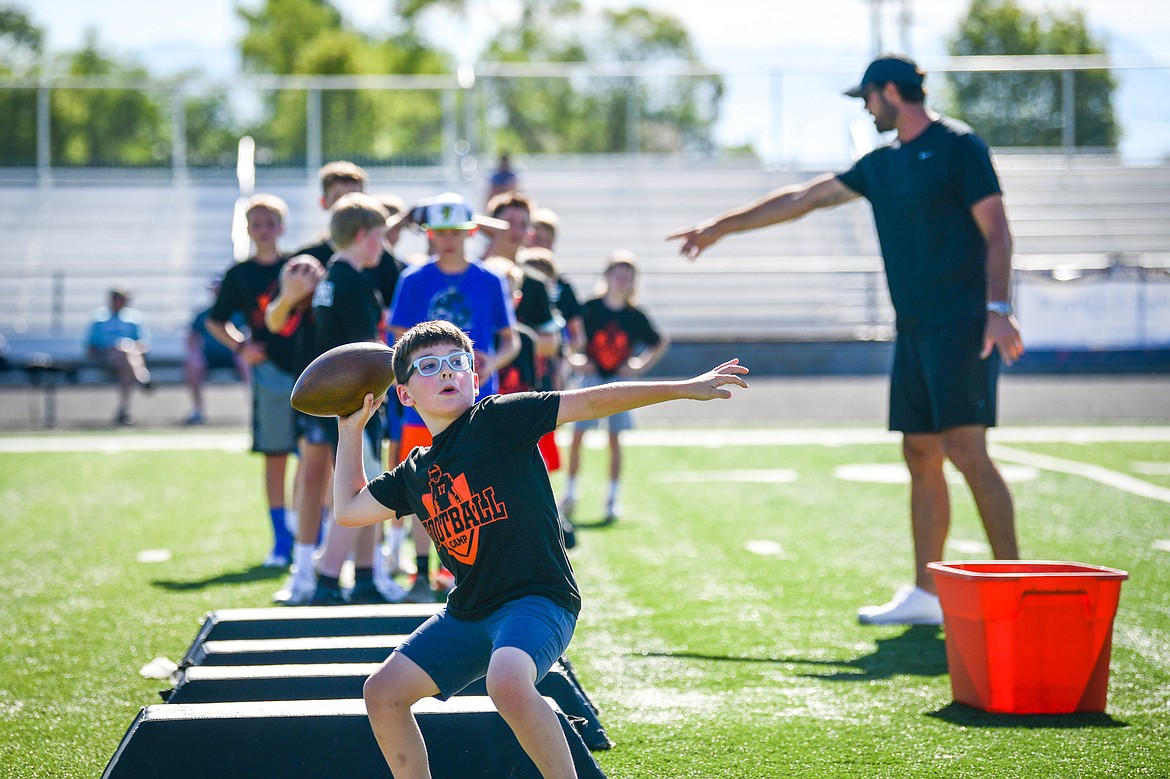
[1,153,1168,373]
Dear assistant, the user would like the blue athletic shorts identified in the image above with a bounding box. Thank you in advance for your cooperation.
[296,411,332,446]
[395,595,577,700]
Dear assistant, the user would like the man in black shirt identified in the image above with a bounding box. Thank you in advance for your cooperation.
[668,55,1024,626]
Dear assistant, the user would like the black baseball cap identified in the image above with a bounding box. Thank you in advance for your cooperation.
[844,55,925,97]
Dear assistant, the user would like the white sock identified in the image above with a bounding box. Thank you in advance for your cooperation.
[293,543,316,581]
[373,538,390,584]
[319,508,332,548]
[285,509,299,536]
[387,524,406,560]
[607,480,621,505]
[564,477,577,500]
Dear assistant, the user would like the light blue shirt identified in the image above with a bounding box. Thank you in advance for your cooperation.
[87,306,150,351]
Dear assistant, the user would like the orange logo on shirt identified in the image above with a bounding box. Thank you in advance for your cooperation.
[419,464,508,565]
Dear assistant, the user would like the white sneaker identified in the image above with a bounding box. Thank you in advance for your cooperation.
[558,496,576,522]
[375,577,409,603]
[604,498,622,522]
[273,574,316,606]
[262,551,291,569]
[373,557,408,603]
[857,585,943,626]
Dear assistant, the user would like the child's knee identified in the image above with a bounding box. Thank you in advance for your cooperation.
[486,673,535,713]
[364,665,415,710]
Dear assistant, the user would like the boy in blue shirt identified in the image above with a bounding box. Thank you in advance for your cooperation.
[389,192,519,601]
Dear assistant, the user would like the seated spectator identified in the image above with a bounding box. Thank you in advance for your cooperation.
[184,275,250,425]
[86,287,152,426]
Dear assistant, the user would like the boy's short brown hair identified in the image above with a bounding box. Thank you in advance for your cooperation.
[392,320,475,384]
[330,192,389,249]
[532,207,559,235]
[487,190,536,220]
[516,246,558,280]
[245,193,289,225]
[318,160,368,196]
[605,249,638,275]
[482,255,523,295]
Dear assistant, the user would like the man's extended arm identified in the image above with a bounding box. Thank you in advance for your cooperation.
[667,173,858,260]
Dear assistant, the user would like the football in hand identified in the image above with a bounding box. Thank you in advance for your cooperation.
[290,342,396,417]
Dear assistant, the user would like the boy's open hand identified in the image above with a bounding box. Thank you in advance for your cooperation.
[682,358,750,400]
[338,391,384,430]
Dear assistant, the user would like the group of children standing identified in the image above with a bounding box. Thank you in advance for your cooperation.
[206,160,670,606]
[201,160,752,779]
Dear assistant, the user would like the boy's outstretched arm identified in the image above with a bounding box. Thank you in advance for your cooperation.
[556,358,749,425]
[333,393,398,528]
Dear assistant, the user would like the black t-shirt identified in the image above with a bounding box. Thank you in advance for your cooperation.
[516,268,555,331]
[312,260,384,356]
[551,277,582,322]
[367,392,579,621]
[300,240,403,315]
[498,325,539,395]
[836,118,1002,330]
[581,298,662,378]
[208,255,299,374]
[288,307,317,376]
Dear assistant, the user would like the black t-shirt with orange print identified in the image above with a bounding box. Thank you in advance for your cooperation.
[367,392,580,621]
[209,254,299,375]
[581,297,662,378]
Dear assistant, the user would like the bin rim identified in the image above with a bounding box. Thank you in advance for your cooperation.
[927,560,1128,580]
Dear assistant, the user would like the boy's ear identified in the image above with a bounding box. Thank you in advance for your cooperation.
[396,382,414,407]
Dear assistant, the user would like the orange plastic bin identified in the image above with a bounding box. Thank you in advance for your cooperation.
[927,560,1128,714]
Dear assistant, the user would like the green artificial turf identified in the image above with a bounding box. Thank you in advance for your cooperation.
[0,430,1167,778]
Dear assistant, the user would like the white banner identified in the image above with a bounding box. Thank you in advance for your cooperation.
[1016,276,1170,350]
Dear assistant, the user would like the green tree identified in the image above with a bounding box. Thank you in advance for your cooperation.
[49,31,170,166]
[239,0,449,165]
[0,5,44,165]
[946,0,1118,149]
[477,1,723,154]
[182,85,246,168]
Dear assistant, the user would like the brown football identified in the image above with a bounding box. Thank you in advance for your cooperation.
[291,342,396,417]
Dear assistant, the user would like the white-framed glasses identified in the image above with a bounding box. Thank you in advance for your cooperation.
[404,350,474,381]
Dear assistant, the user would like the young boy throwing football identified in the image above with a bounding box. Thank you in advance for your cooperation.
[333,319,749,779]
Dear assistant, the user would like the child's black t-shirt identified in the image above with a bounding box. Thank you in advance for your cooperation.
[367,392,580,621]
[312,260,384,355]
[209,255,298,375]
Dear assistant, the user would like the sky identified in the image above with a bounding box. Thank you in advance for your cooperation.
[14,0,1170,164]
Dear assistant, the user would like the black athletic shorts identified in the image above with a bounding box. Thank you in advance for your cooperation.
[888,318,999,434]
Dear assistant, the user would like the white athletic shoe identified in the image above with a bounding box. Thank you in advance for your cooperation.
[375,577,409,603]
[558,496,576,522]
[857,585,943,626]
[273,574,316,606]
[262,551,291,569]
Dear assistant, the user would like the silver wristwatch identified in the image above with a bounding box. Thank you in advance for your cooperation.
[986,301,1013,317]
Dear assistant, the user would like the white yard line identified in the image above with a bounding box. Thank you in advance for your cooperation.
[3,426,1170,454]
[990,444,1170,505]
